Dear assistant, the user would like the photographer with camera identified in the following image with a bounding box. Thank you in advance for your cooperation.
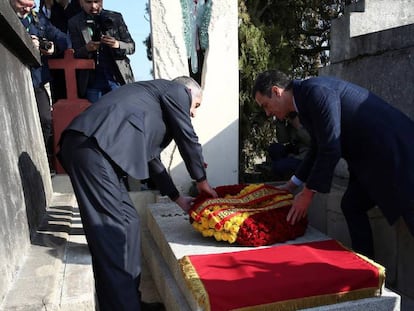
[10,0,68,171]
[68,0,135,103]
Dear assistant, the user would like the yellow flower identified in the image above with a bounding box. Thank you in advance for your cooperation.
[214,231,222,241]
[201,217,209,229]
[223,221,233,231]
[227,234,237,244]
[202,229,214,237]
[228,224,240,234]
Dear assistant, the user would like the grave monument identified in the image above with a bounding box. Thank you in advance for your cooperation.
[150,0,239,193]
[142,0,403,309]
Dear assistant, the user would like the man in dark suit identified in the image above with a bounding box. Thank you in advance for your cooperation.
[10,0,68,172]
[58,77,217,311]
[253,69,414,258]
[68,0,135,102]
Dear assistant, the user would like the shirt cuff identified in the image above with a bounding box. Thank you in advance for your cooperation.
[291,175,304,186]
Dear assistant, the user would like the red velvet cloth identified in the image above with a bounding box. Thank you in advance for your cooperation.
[181,239,384,311]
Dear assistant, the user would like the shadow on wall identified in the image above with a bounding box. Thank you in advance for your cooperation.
[18,152,47,242]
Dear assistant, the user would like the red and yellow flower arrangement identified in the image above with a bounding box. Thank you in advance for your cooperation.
[189,184,308,246]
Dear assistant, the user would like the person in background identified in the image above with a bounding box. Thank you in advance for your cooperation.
[40,0,82,102]
[68,0,135,103]
[58,76,218,311]
[10,0,68,171]
[253,69,414,259]
[40,0,81,34]
[267,111,310,180]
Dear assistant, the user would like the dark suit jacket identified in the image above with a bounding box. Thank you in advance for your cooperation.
[293,76,414,224]
[68,9,135,97]
[23,10,68,88]
[49,0,82,33]
[60,79,206,198]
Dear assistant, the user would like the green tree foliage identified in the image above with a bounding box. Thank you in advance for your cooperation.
[238,0,274,175]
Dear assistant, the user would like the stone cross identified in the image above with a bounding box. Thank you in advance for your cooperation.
[48,49,95,173]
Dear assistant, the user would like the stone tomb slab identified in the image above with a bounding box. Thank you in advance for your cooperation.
[141,200,400,311]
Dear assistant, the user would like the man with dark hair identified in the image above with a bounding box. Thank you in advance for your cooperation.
[58,76,217,311]
[68,0,135,102]
[253,69,414,259]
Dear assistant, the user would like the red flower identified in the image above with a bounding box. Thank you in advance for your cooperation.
[190,184,308,247]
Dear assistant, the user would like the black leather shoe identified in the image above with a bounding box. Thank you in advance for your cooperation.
[141,301,166,311]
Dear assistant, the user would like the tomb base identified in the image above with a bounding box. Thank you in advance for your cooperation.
[139,198,401,311]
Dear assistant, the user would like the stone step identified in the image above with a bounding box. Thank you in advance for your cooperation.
[0,176,95,311]
[140,199,401,311]
[0,175,164,311]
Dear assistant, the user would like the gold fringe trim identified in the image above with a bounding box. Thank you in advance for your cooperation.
[178,241,386,311]
[178,256,211,311]
[335,241,386,294]
[232,287,383,311]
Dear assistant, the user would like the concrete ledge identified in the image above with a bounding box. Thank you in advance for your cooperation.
[142,232,191,311]
[142,200,400,310]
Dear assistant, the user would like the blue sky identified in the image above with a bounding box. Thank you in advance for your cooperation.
[104,0,153,81]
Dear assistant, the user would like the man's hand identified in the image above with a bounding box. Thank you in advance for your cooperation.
[31,35,55,55]
[86,40,100,52]
[278,179,298,193]
[101,35,119,48]
[286,187,315,225]
[175,196,194,213]
[196,180,218,198]
[40,41,55,55]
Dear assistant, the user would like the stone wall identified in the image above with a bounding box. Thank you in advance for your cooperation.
[0,2,53,304]
[315,0,414,298]
[150,0,239,193]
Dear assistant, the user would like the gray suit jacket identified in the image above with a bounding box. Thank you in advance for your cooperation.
[60,79,207,199]
[68,9,135,97]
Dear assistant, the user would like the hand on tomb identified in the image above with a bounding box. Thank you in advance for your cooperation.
[277,180,298,193]
[174,195,194,213]
[286,187,314,225]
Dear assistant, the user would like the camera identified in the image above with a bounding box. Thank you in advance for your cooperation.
[86,13,114,41]
[39,38,53,50]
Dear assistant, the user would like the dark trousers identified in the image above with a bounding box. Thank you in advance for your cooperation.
[59,131,142,311]
[341,176,375,258]
[341,175,414,259]
[401,201,414,236]
[34,86,52,147]
[268,143,301,178]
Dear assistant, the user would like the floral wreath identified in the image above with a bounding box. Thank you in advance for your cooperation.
[189,184,307,246]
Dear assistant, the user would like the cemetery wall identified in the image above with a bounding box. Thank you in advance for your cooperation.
[150,0,239,193]
[0,2,53,303]
[316,0,414,298]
